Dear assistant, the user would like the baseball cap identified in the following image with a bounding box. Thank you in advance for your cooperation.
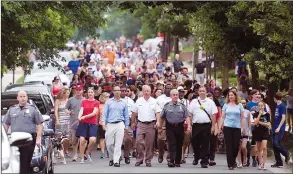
[76,84,83,90]
[177,86,184,91]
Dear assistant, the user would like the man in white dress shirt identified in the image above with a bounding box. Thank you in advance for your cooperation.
[120,85,135,164]
[188,86,218,168]
[131,85,161,167]
[156,83,172,163]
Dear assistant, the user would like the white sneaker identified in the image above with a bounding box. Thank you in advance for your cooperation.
[237,164,243,168]
[80,159,85,164]
[62,159,66,164]
[72,154,78,161]
[86,155,92,163]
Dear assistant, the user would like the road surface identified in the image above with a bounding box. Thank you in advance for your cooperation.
[54,150,291,173]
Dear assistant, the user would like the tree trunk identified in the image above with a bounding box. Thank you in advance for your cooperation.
[249,61,259,89]
[174,37,179,55]
[167,33,171,58]
[266,77,279,126]
[221,59,229,90]
[290,79,293,89]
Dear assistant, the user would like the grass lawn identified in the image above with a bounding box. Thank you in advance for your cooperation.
[16,76,24,84]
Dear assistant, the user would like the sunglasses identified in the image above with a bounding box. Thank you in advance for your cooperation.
[56,79,60,80]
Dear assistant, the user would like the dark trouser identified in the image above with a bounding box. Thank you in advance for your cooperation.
[166,122,184,164]
[224,126,241,168]
[246,140,251,164]
[192,123,211,165]
[272,131,289,165]
[19,134,36,174]
[209,134,217,161]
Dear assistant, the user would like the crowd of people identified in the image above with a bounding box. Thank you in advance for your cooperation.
[50,39,292,170]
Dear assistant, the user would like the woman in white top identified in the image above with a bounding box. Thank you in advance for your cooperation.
[237,99,252,168]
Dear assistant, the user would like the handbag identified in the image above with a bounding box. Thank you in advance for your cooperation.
[197,99,212,122]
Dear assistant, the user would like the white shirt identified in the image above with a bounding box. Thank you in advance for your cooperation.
[179,98,190,107]
[132,97,161,122]
[121,97,134,118]
[188,97,218,123]
[156,94,171,110]
[94,69,103,79]
[237,91,248,100]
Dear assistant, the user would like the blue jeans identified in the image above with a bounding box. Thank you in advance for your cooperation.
[272,131,289,165]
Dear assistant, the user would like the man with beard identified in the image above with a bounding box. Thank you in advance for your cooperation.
[156,82,173,163]
[120,86,135,164]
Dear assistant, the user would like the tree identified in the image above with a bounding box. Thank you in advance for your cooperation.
[99,8,142,41]
[1,1,111,76]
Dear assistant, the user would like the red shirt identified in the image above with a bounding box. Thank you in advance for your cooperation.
[81,99,99,124]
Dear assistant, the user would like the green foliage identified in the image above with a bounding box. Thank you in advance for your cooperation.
[100,8,142,40]
[1,1,110,76]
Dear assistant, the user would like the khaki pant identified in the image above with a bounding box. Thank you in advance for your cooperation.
[136,122,156,164]
[181,130,191,161]
[123,129,133,158]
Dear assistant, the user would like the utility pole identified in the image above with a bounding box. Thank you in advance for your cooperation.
[12,66,15,84]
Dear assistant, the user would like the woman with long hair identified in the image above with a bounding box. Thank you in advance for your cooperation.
[54,87,71,161]
[237,99,252,168]
[219,90,246,170]
[52,76,63,98]
[98,92,110,159]
[209,79,217,94]
[71,74,81,86]
[76,87,99,163]
[253,101,271,170]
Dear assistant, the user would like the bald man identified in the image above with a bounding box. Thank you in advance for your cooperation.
[3,90,44,174]
[131,85,161,167]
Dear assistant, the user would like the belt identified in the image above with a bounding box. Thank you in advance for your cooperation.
[167,122,184,127]
[193,122,211,125]
[138,120,155,124]
[109,121,122,124]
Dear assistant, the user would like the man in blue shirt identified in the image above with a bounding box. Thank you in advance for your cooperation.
[271,92,290,168]
[102,85,129,167]
[67,55,81,74]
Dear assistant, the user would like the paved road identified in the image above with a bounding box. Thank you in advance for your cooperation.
[54,150,291,173]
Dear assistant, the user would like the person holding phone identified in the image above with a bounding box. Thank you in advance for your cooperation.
[253,102,271,170]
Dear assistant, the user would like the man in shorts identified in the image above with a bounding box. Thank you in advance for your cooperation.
[66,84,84,161]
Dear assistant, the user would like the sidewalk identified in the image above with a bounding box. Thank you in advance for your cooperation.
[1,67,24,92]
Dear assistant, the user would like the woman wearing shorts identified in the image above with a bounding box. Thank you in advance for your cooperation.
[54,87,70,160]
[98,92,110,159]
[76,87,99,163]
[253,101,271,170]
[237,100,251,168]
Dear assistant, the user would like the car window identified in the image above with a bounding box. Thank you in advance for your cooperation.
[1,99,19,115]
[43,95,53,108]
[31,97,46,115]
